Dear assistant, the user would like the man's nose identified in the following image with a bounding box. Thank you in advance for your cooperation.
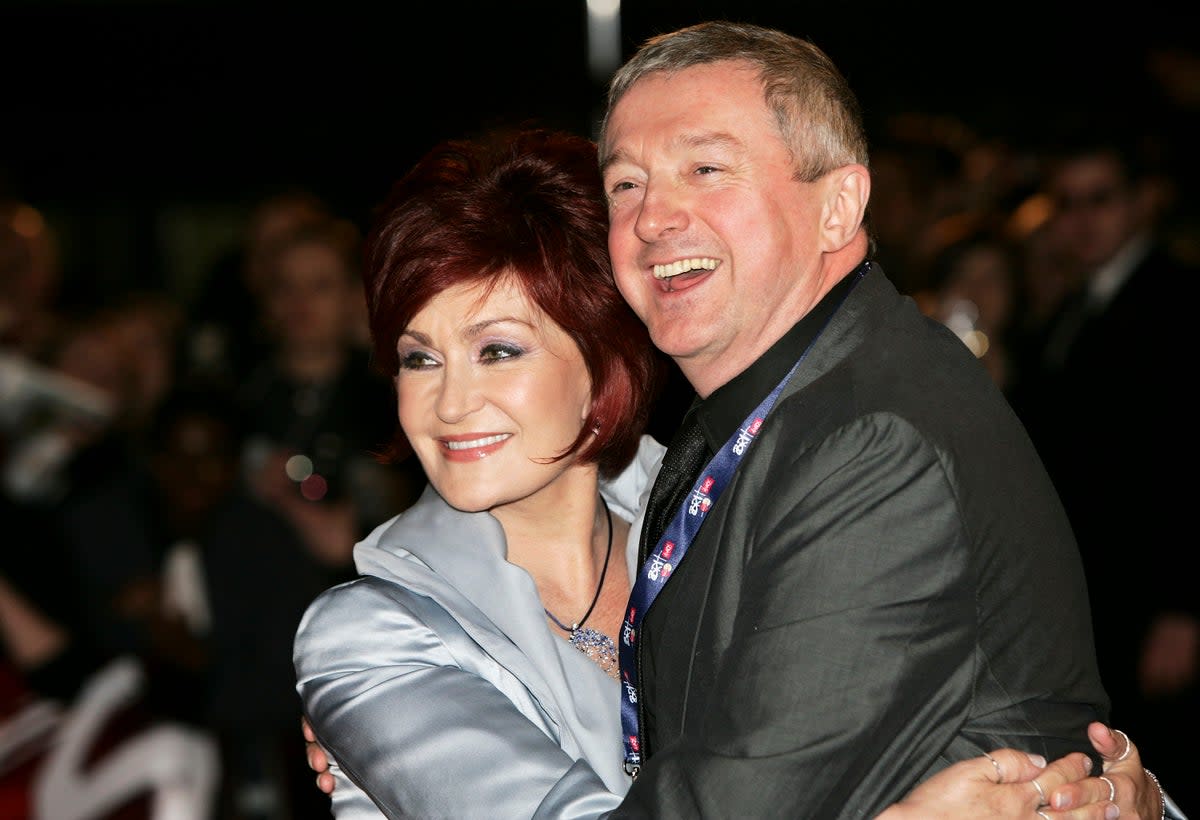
[634,179,688,241]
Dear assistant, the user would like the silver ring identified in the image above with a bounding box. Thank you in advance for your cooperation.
[982,752,1003,782]
[1099,774,1117,803]
[1114,729,1132,761]
[1037,811,1051,820]
[1031,777,1048,806]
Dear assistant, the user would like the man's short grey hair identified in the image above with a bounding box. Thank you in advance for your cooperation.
[599,20,869,182]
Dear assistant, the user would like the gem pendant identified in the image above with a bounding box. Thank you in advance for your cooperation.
[569,625,619,679]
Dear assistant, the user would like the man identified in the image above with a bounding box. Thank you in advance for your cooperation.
[1010,125,1199,811]
[595,21,1111,817]
[305,21,1174,819]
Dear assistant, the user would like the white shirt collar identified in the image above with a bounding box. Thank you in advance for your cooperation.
[1087,233,1150,309]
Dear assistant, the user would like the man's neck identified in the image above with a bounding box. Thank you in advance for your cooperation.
[679,254,867,398]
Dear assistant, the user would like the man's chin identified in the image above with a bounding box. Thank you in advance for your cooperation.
[649,324,705,361]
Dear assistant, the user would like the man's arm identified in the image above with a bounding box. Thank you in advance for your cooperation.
[618,414,1093,817]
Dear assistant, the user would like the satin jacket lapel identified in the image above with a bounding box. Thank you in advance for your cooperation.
[354,486,578,728]
[351,434,664,790]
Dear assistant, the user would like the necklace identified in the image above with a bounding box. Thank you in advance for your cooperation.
[544,497,618,678]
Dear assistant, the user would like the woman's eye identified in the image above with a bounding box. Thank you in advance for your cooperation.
[399,350,438,370]
[479,343,522,362]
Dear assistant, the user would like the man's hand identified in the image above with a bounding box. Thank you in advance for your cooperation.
[302,716,335,795]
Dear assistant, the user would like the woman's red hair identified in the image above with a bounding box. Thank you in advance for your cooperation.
[363,128,663,478]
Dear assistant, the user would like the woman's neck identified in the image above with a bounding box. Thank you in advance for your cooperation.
[492,466,613,607]
[494,464,634,655]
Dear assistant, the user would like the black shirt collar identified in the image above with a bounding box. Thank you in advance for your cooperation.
[692,261,869,451]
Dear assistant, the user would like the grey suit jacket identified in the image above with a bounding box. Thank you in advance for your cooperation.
[293,435,663,819]
[617,265,1110,818]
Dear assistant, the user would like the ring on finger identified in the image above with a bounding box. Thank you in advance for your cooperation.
[1037,811,1051,820]
[1099,774,1116,803]
[1031,777,1048,806]
[1114,729,1132,761]
[982,752,1003,783]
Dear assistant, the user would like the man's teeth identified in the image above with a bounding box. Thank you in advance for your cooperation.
[445,434,510,450]
[653,258,718,280]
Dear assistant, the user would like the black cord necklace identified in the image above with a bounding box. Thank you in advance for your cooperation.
[544,496,613,634]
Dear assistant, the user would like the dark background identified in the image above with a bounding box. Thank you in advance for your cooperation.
[2,1,1196,302]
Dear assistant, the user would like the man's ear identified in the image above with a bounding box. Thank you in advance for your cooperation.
[820,164,870,253]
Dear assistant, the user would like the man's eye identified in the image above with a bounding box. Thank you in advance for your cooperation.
[695,165,720,175]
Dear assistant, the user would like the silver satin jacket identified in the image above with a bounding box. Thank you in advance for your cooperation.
[293,435,663,819]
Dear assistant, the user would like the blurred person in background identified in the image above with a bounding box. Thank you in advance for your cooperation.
[1014,215,1085,338]
[921,223,1029,395]
[235,216,423,584]
[143,385,335,820]
[1,309,223,820]
[4,306,134,512]
[1010,122,1199,811]
[184,188,336,390]
[102,290,184,441]
[2,297,207,737]
[2,310,124,701]
[12,306,205,707]
[1141,38,1200,267]
[0,200,63,359]
[864,115,974,297]
[0,570,219,820]
[3,354,336,818]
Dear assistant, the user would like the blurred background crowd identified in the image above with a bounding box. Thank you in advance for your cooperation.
[1,2,1198,819]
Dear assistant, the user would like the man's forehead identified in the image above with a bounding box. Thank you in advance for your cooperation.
[602,61,764,141]
[615,60,761,104]
[601,130,746,173]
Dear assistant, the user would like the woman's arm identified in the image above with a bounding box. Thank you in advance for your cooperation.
[293,577,623,818]
[884,722,1178,820]
[1049,722,1187,820]
[305,711,1175,820]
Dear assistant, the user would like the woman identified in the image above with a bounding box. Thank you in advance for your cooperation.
[293,129,1161,819]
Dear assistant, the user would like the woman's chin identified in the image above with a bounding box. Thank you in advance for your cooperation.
[434,486,498,515]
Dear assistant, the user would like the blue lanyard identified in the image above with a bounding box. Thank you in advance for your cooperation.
[618,265,866,778]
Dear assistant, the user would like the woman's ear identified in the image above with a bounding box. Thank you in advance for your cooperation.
[581,392,595,431]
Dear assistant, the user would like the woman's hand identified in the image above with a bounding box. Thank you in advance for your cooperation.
[880,748,1103,820]
[883,723,1167,820]
[1047,722,1164,820]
